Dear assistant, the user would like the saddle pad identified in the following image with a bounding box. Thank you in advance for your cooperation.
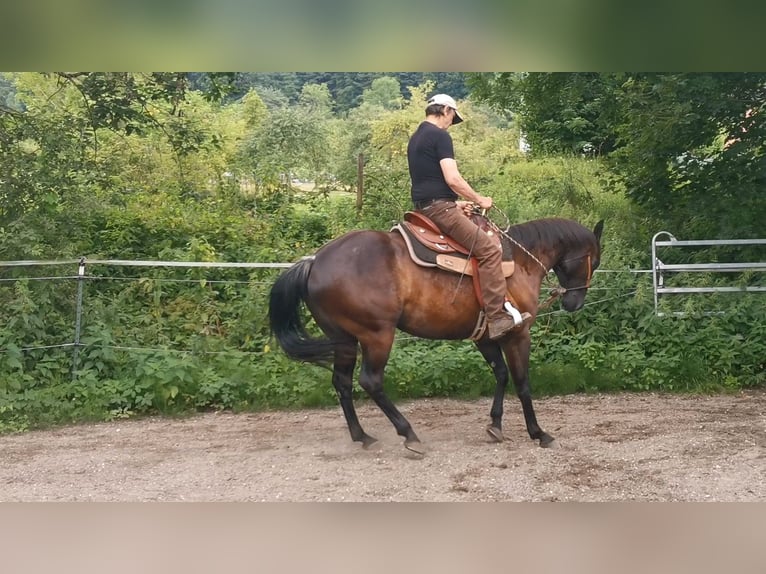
[436,254,515,277]
[392,224,515,278]
[401,220,467,255]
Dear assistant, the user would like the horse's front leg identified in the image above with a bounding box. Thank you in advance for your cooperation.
[502,334,556,448]
[475,341,509,443]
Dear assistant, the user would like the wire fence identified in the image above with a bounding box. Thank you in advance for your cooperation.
[0,258,652,365]
[2,250,763,388]
[0,262,267,383]
[4,248,763,364]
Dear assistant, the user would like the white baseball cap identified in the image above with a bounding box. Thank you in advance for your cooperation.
[427,93,464,125]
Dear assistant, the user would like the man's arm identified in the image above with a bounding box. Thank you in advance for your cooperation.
[440,158,492,210]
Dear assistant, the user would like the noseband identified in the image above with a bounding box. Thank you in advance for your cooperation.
[556,253,593,291]
[540,253,593,309]
[494,218,594,309]
[564,253,593,289]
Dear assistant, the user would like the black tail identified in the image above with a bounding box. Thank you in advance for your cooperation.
[268,257,336,367]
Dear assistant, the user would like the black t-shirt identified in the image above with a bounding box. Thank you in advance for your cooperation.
[407,121,458,204]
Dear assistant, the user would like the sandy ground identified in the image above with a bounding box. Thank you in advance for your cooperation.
[0,391,764,501]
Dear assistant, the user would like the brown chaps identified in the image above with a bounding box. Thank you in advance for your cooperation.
[419,200,508,321]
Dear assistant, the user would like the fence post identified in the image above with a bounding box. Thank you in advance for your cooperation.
[356,153,364,213]
[71,257,86,379]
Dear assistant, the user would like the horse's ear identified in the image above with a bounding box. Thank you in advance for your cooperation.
[593,219,604,242]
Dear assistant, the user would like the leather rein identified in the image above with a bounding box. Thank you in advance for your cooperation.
[492,220,594,310]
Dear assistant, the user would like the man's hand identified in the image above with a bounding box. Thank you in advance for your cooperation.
[456,200,473,216]
[475,195,493,211]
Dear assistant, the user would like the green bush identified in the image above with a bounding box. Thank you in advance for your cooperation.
[1,157,763,434]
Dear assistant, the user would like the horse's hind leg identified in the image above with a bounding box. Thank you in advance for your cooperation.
[358,334,423,455]
[332,344,378,449]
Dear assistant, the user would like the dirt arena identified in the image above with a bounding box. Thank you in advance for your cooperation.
[1,391,763,501]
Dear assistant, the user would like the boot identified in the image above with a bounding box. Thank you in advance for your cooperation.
[487,312,533,340]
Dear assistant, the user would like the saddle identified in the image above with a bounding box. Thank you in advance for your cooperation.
[391,211,515,277]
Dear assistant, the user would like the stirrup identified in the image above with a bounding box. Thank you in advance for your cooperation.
[503,301,525,326]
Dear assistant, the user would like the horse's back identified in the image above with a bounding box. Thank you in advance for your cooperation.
[306,228,486,340]
[312,229,402,281]
[306,230,407,325]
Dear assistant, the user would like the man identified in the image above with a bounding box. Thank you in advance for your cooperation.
[407,94,531,340]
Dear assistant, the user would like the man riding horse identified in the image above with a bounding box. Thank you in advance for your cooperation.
[268,94,604,452]
[407,94,532,340]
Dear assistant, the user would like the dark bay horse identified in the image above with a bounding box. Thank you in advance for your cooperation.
[268,216,604,453]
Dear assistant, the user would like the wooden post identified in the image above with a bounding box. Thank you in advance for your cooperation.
[356,153,364,212]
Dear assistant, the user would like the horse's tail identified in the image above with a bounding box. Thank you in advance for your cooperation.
[268,256,336,368]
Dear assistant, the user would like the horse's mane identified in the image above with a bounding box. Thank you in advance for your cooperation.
[505,217,591,251]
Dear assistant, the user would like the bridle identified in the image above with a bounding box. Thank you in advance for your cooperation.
[557,252,594,290]
[536,253,593,310]
[481,209,595,309]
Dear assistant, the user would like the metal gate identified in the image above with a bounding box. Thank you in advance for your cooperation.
[651,232,766,316]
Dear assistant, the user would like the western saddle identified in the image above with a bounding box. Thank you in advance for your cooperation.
[391,210,515,277]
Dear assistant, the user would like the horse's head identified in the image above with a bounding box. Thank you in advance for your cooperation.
[551,220,604,312]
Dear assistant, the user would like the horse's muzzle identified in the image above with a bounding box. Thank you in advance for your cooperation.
[561,291,585,312]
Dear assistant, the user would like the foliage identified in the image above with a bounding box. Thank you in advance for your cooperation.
[0,73,763,434]
[240,105,331,187]
[362,77,404,111]
[227,73,467,112]
[468,72,620,156]
[609,73,766,239]
[469,72,766,239]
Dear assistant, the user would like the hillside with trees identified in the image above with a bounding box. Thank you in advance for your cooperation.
[0,72,763,432]
[188,72,468,112]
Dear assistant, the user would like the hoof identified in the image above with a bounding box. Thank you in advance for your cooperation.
[486,425,504,443]
[539,435,557,449]
[404,439,426,455]
[361,435,379,450]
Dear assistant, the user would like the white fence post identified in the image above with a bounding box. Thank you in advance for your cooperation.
[71,257,86,379]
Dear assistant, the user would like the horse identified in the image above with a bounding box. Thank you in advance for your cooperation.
[268,215,604,454]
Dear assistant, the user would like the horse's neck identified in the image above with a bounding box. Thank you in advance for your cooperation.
[505,219,592,293]
[506,237,558,277]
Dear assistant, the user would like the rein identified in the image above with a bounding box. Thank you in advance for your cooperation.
[494,224,549,275]
[538,286,567,310]
[492,222,566,310]
[484,211,594,309]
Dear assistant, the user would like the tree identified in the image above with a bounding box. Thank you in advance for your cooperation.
[240,89,268,128]
[468,72,621,156]
[361,77,403,110]
[0,73,97,226]
[45,73,234,135]
[241,105,330,189]
[0,73,240,229]
[298,83,334,117]
[609,73,766,237]
[469,72,766,237]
